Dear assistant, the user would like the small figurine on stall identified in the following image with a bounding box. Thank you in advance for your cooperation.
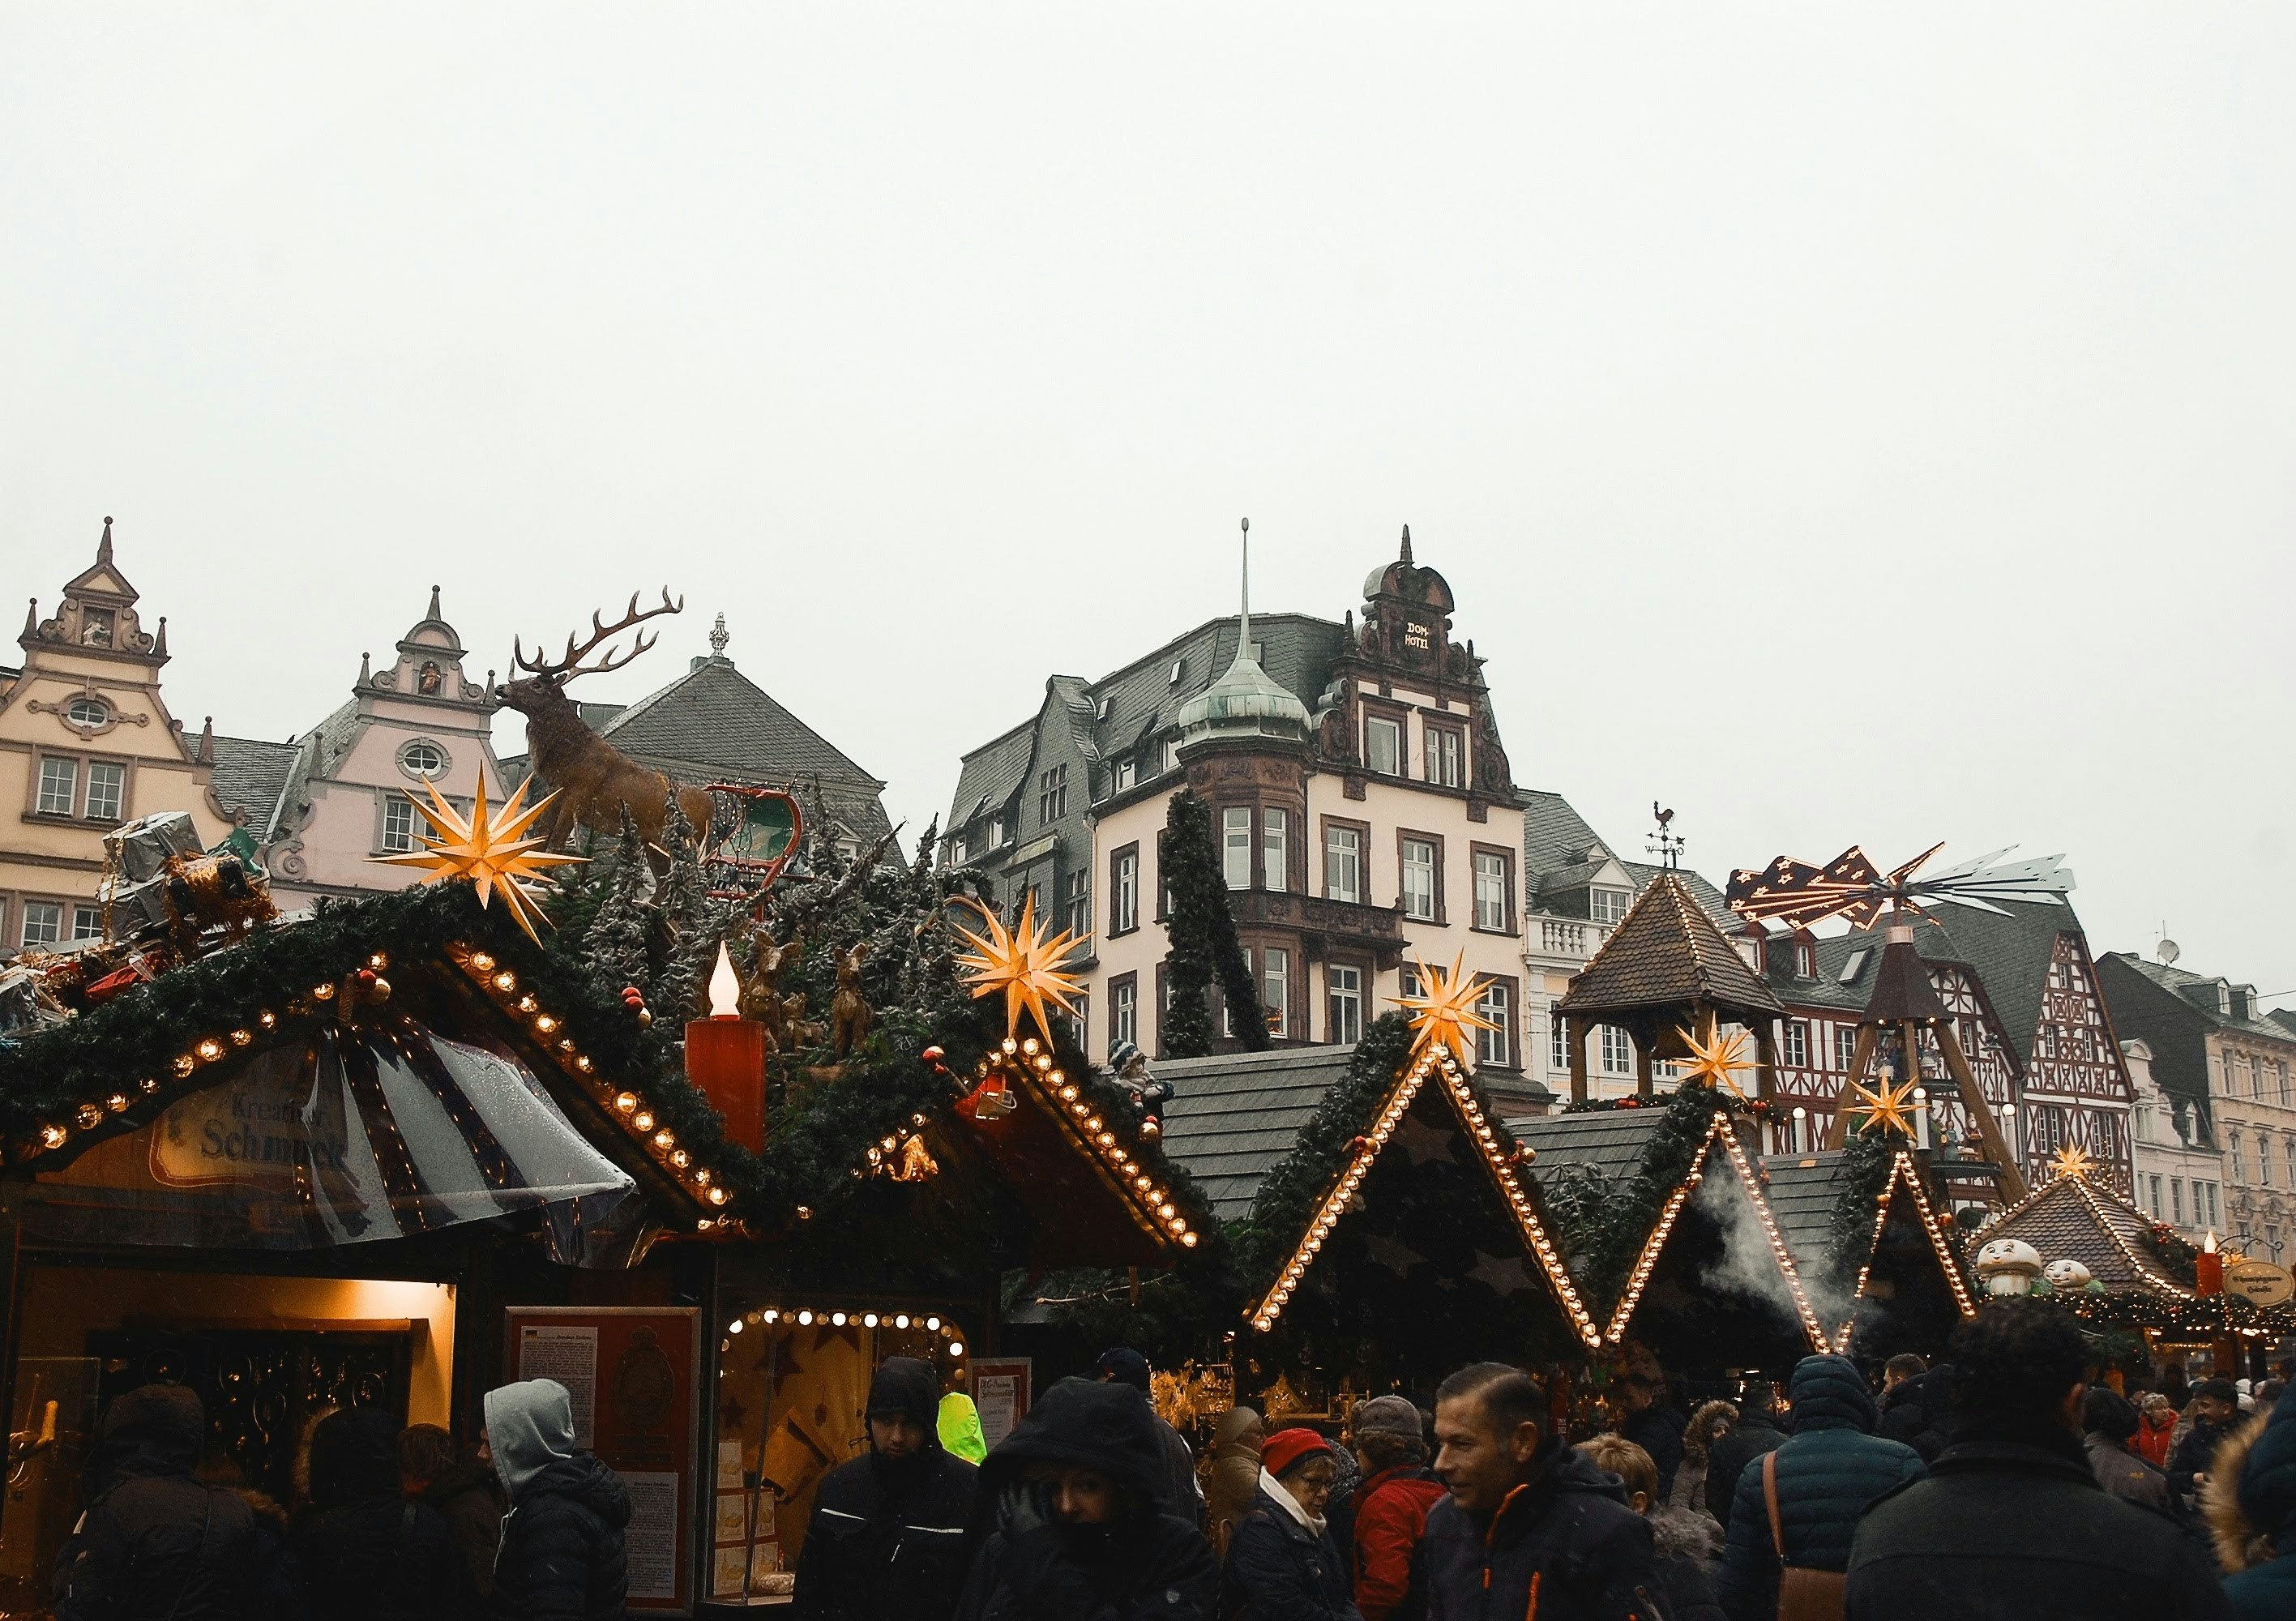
[1108,1040,1174,1137]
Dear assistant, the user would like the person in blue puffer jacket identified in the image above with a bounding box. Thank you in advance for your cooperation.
[2208,1380,2296,1620]
[1715,1355,1923,1621]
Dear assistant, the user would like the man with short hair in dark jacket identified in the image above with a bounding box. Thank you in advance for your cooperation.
[55,1384,261,1621]
[2171,1379,2243,1510]
[2082,1388,2173,1514]
[1845,1301,2234,1621]
[485,1378,631,1621]
[1876,1360,1956,1463]
[1716,1354,1924,1621]
[1420,1362,1661,1621]
[793,1356,978,1621]
[1701,1379,1786,1537]
[400,1422,507,1603]
[291,1408,468,1621]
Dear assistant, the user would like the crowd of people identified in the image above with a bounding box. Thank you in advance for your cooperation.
[791,1307,2296,1621]
[50,1375,628,1621]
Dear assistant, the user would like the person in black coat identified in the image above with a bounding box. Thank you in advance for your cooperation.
[1876,1363,1957,1464]
[793,1356,977,1621]
[956,1375,1216,1620]
[1095,1348,1204,1527]
[1420,1363,1661,1621]
[400,1422,507,1602]
[1221,1426,1358,1620]
[54,1384,262,1621]
[2171,1379,2243,1510]
[291,1407,468,1621]
[1700,1379,1787,1537]
[1845,1301,2235,1621]
[485,1377,631,1621]
[1617,1373,1688,1503]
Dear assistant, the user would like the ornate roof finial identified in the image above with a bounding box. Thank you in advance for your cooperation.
[97,516,113,564]
[1648,802,1684,870]
[22,597,36,637]
[1238,518,1251,663]
[360,651,372,685]
[152,616,168,657]
[426,584,443,621]
[708,613,729,659]
[1399,523,1413,566]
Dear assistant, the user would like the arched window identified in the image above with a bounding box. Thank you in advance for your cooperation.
[400,740,448,778]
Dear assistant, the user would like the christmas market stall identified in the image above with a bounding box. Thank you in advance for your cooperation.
[1763,1140,1976,1362]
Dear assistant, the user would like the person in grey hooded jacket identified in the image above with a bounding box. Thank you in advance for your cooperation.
[483,1379,630,1621]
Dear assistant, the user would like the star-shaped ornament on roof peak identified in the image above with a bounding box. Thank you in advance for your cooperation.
[1849,1076,1920,1139]
[1394,954,1499,1070]
[370,776,584,943]
[951,892,1088,1045]
[1674,1015,1756,1098]
[2047,1143,2096,1183]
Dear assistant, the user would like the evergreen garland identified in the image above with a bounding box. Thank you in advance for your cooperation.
[580,808,654,998]
[1156,791,1269,1059]
[1825,1131,1899,1290]
[1536,1084,1734,1310]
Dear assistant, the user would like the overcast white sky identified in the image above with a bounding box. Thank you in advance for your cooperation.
[5,6,2292,1006]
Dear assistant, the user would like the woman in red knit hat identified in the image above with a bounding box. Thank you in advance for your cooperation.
[1218,1426,1362,1620]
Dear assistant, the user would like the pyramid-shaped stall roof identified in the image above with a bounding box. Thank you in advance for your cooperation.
[1977,1170,2191,1298]
[1765,1149,1975,1349]
[1558,872,1785,1026]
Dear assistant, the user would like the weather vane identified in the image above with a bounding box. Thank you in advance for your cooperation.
[1647,802,1684,871]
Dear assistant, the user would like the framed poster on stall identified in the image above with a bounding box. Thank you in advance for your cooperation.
[507,1306,701,1615]
[968,1358,1031,1450]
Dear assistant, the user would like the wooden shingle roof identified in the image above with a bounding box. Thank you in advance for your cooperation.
[1978,1172,2190,1297]
[1557,872,1785,1020]
[1155,1046,1358,1221]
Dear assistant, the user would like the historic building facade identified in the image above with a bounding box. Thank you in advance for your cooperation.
[2123,1037,2225,1242]
[2099,952,2296,1262]
[946,531,1533,1098]
[210,588,509,912]
[0,520,235,949]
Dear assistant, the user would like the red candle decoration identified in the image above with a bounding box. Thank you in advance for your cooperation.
[2197,1230,2224,1298]
[686,945,766,1153]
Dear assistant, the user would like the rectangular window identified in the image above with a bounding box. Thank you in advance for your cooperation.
[2264,1136,2273,1188]
[1400,838,1438,921]
[1110,975,1137,1052]
[949,834,968,866]
[84,761,125,823]
[2234,1134,2246,1183]
[2208,1183,2221,1227]
[1222,806,1253,889]
[381,796,421,853]
[1063,870,1090,939]
[1836,1027,1859,1072]
[71,904,102,941]
[1263,947,1289,1037]
[1162,738,1182,774]
[1477,982,1511,1068]
[2172,1179,2185,1225]
[2148,1175,2163,1219]
[1589,887,1631,926]
[1365,715,1402,776]
[986,813,1006,847]
[1426,725,1463,788]
[1114,759,1136,793]
[20,901,63,948]
[1068,992,1088,1050]
[1550,1003,1568,1071]
[1473,850,1509,932]
[1110,847,1139,935]
[1325,825,1362,905]
[1328,964,1363,1046]
[1037,764,1067,825]
[1263,809,1289,895]
[1600,1025,1634,1076]
[37,757,77,816]
[1784,1020,1810,1068]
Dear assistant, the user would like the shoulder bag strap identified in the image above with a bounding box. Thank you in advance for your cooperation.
[1763,1448,1787,1567]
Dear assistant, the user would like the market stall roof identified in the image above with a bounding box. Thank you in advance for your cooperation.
[1556,872,1784,1025]
[1765,1149,1976,1347]
[1977,1168,2191,1298]
[1156,1046,1358,1221]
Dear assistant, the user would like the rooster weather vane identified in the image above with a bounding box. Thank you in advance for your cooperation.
[1724,843,2074,933]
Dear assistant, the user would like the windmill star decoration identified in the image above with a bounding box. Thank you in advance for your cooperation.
[371,776,584,943]
[1849,1076,1920,1139]
[1725,841,2075,931]
[1395,955,1499,1069]
[1675,1016,1757,1099]
[2047,1142,2096,1183]
[951,893,1088,1045]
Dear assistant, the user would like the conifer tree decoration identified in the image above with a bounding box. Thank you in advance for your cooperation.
[1157,790,1271,1059]
[580,807,655,997]
[650,795,736,1020]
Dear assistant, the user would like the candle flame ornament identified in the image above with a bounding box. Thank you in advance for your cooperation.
[951,893,1087,1045]
[1848,1076,1919,1139]
[1393,954,1500,1069]
[1674,1015,1756,1098]
[371,776,584,942]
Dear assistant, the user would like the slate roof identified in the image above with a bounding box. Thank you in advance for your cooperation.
[1762,1153,1857,1275]
[1153,1045,1358,1221]
[1522,790,1605,883]
[207,735,300,832]
[1979,1174,2185,1295]
[1503,1107,1667,1187]
[1558,873,1785,1019]
[2104,955,2296,1050]
[2274,1010,2296,1040]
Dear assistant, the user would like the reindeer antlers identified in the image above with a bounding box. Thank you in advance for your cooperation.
[513,588,685,680]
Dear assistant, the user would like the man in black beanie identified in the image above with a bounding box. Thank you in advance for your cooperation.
[793,1356,979,1621]
[1095,1347,1202,1526]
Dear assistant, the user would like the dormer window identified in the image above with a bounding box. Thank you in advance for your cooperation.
[1169,659,1186,685]
[1589,887,1631,926]
[986,813,1006,847]
[1114,759,1136,792]
[1797,939,1819,978]
[951,834,969,866]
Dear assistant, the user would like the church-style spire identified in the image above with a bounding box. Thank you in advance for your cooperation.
[1237,516,1251,668]
[96,516,113,565]
[1176,517,1310,748]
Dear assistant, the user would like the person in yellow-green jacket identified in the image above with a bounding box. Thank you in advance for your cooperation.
[940,1394,990,1465]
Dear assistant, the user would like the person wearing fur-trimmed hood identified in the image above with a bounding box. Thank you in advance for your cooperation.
[2204,1380,2296,1619]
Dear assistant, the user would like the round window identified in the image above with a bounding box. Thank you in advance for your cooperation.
[400,741,448,778]
[66,695,109,728]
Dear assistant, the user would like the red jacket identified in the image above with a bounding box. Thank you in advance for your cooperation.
[1351,1465,1447,1621]
[2135,1413,2174,1469]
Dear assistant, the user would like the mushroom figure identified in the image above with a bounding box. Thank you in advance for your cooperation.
[1976,1237,2045,1297]
[2043,1257,2093,1292]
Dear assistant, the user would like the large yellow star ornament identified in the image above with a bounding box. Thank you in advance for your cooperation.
[370,776,584,942]
[951,893,1088,1044]
[1849,1076,1920,1139]
[2048,1143,2096,1183]
[1676,1016,1756,1098]
[1395,955,1499,1069]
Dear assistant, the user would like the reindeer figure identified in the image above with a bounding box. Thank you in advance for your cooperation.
[830,942,874,1058]
[496,589,716,860]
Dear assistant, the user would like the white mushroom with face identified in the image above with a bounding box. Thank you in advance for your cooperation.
[1976,1237,2044,1297]
[2043,1258,2093,1292]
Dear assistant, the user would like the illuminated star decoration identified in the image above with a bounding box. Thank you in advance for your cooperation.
[1675,1016,1757,1099]
[951,892,1088,1044]
[1393,954,1500,1069]
[1849,1076,1920,1139]
[2048,1142,2096,1183]
[370,776,584,943]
